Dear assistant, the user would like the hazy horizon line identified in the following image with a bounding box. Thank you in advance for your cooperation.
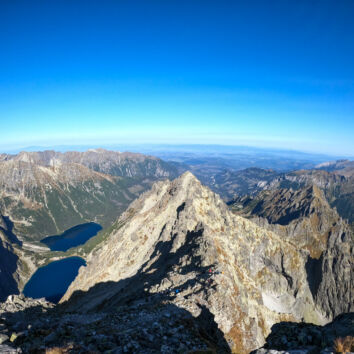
[1,142,352,160]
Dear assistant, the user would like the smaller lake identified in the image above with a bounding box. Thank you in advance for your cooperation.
[23,257,86,303]
[41,222,102,252]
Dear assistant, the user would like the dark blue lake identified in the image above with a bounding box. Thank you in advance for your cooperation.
[41,222,102,252]
[23,257,86,303]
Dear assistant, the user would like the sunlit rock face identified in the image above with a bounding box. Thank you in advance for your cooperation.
[61,172,353,353]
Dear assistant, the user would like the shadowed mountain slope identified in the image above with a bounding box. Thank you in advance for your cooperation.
[207,166,354,225]
[0,232,19,302]
[230,185,340,257]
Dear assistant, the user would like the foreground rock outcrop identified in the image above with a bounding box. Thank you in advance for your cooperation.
[252,312,354,353]
[60,172,349,352]
[0,295,352,353]
[0,295,226,353]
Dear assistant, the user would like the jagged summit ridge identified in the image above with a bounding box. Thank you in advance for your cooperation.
[231,184,341,258]
[62,172,329,353]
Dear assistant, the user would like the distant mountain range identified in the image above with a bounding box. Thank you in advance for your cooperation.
[204,161,354,225]
[5,143,349,171]
[315,159,354,176]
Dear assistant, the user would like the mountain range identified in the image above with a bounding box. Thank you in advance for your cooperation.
[0,150,352,353]
[206,163,354,226]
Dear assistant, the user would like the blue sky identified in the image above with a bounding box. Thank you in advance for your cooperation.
[1,0,353,156]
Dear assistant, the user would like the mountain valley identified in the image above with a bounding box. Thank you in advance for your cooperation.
[0,150,178,301]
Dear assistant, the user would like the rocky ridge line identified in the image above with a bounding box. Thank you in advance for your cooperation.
[61,172,339,353]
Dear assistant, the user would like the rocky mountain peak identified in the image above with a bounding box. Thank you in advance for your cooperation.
[61,172,336,353]
[261,184,333,223]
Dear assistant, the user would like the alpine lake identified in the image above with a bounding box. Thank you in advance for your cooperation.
[23,222,102,303]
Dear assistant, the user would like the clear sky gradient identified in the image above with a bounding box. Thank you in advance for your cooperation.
[1,0,353,155]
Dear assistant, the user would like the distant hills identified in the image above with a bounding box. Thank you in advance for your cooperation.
[315,159,354,176]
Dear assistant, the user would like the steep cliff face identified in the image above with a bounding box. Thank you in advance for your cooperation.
[0,216,38,301]
[313,227,353,318]
[231,185,341,258]
[231,185,354,319]
[62,172,331,353]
